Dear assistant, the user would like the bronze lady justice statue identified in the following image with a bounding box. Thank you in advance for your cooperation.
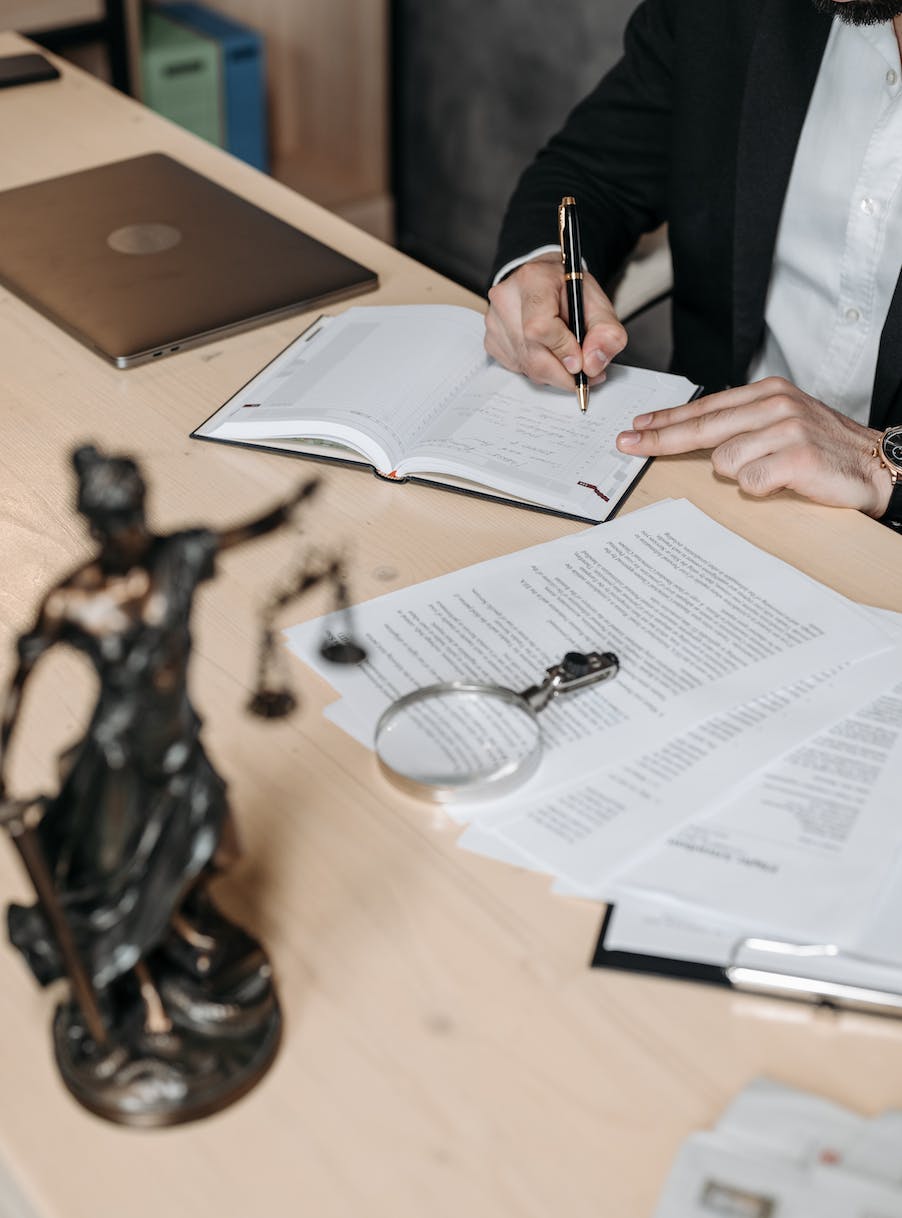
[0,445,353,1126]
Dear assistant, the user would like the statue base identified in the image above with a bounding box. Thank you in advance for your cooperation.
[53,1001,281,1128]
[52,921,282,1127]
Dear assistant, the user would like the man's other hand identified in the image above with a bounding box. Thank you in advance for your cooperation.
[484,256,628,391]
[616,377,892,516]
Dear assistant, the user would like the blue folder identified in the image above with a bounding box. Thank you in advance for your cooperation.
[162,2,269,172]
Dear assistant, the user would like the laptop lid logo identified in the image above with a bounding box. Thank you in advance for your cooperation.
[107,223,182,255]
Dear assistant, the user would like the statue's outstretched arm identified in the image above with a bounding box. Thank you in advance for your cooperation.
[215,479,319,554]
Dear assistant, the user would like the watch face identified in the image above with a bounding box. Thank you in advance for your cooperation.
[882,427,902,472]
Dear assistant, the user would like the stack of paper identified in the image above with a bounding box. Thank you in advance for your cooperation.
[653,1078,902,1216]
[286,499,902,1007]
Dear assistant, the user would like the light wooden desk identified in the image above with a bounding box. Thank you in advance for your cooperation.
[2,31,902,1218]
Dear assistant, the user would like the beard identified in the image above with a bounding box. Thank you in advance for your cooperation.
[811,0,902,23]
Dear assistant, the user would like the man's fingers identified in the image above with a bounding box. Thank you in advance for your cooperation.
[522,297,582,364]
[729,447,808,499]
[485,260,625,389]
[581,277,627,376]
[548,271,626,376]
[525,343,584,390]
[486,269,574,388]
[631,378,796,431]
[617,390,804,456]
[510,268,583,384]
[617,408,755,456]
[709,418,809,479]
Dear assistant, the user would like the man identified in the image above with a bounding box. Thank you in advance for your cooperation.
[485,0,902,526]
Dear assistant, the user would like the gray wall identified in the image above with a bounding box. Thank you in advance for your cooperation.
[392,0,639,292]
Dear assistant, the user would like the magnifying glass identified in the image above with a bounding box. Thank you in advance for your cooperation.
[374,650,619,805]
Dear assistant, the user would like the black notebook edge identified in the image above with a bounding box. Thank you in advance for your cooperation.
[591,904,730,990]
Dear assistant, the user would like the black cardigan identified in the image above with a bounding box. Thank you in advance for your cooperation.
[490,0,902,431]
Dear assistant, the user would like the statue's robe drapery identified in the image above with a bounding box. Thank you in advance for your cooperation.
[8,528,229,988]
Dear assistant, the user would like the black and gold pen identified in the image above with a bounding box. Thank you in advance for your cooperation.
[558,195,589,413]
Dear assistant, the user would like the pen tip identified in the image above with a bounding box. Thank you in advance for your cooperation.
[578,383,589,413]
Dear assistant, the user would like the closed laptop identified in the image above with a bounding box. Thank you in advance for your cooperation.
[0,152,379,367]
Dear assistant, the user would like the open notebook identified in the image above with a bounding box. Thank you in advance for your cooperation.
[192,304,698,523]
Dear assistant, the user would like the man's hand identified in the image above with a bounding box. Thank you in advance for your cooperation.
[484,256,628,390]
[615,377,892,516]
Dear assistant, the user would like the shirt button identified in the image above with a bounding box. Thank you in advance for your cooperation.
[888,68,898,85]
[861,197,878,215]
[845,307,861,323]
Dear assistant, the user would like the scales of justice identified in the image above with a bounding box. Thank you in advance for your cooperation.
[0,445,365,1127]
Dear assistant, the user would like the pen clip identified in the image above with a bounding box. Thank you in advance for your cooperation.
[558,195,579,271]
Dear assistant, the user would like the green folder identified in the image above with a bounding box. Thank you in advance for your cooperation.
[141,7,223,149]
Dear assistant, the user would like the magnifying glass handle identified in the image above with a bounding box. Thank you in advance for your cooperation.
[520,650,619,712]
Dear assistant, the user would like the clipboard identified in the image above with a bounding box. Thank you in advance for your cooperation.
[592,905,902,1019]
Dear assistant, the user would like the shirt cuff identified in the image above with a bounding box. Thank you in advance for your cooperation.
[492,245,562,286]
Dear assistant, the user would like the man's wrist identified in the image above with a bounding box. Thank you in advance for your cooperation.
[877,479,902,531]
[868,461,894,519]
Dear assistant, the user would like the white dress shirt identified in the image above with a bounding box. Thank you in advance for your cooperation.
[748,18,902,423]
[498,19,902,424]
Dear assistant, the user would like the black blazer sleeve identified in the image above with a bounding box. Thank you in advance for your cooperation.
[489,0,676,291]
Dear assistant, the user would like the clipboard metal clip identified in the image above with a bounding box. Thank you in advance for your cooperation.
[726,936,902,1019]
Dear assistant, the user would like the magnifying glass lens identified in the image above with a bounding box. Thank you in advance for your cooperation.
[375,687,541,798]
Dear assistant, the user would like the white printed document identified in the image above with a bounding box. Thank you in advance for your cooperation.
[611,641,902,944]
[286,499,894,876]
[477,645,900,892]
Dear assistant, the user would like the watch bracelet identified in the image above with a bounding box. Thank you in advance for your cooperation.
[878,482,902,531]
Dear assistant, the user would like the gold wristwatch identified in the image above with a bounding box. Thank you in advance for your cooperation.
[874,424,902,529]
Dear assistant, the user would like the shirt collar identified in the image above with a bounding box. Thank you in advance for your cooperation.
[844,16,901,71]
